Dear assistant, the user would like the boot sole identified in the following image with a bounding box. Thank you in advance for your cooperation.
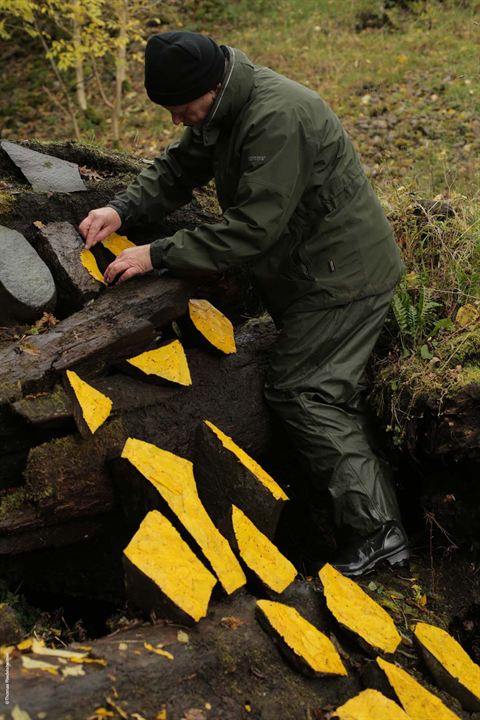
[341,545,410,577]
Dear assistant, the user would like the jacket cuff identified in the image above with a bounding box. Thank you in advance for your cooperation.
[106,200,127,225]
[149,238,168,269]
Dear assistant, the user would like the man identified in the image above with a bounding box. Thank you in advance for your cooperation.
[79,31,409,576]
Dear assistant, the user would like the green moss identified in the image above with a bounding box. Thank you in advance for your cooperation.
[457,365,480,388]
[0,191,15,217]
[0,488,28,520]
[443,328,480,365]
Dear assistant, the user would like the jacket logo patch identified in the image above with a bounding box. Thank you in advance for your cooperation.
[248,155,267,163]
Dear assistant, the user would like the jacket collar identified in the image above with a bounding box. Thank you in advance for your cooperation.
[199,47,255,147]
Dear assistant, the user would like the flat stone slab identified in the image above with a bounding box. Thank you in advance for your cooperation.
[36,221,102,308]
[1,140,86,193]
[0,225,56,321]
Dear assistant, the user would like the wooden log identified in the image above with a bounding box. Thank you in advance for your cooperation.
[193,418,288,540]
[0,320,277,554]
[6,591,360,720]
[0,275,191,404]
[34,221,102,310]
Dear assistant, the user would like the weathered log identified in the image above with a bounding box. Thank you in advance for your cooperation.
[193,418,288,540]
[34,221,103,311]
[0,275,191,404]
[0,321,277,554]
[6,590,360,720]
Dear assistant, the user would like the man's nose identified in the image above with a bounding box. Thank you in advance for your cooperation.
[171,113,182,125]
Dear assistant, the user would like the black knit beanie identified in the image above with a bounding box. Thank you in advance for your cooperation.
[144,31,225,106]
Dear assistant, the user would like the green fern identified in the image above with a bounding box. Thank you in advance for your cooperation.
[391,280,441,350]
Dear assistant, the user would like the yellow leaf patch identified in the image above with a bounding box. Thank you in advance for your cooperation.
[204,420,288,501]
[66,370,112,434]
[127,341,192,386]
[144,642,174,660]
[21,655,59,674]
[319,563,401,654]
[188,298,236,354]
[334,688,410,719]
[377,656,461,720]
[80,248,107,285]
[232,505,296,593]
[122,438,245,595]
[124,510,217,623]
[414,622,480,704]
[256,599,347,676]
[101,233,135,256]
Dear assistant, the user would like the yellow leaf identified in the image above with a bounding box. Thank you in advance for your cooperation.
[414,622,480,707]
[0,644,14,658]
[33,220,45,229]
[118,642,128,651]
[21,655,58,674]
[156,710,167,720]
[16,638,33,651]
[188,298,236,354]
[31,638,88,660]
[398,54,408,64]
[121,438,245,595]
[144,642,174,660]
[419,594,427,607]
[69,656,107,666]
[91,709,115,718]
[404,271,418,287]
[101,233,135,256]
[232,505,297,593]
[127,341,192,386]
[61,664,86,677]
[11,706,33,720]
[204,420,289,501]
[177,630,189,643]
[319,564,401,654]
[334,688,410,719]
[377,656,460,719]
[80,248,107,285]
[124,510,217,623]
[66,370,112,434]
[257,599,347,676]
[456,304,479,327]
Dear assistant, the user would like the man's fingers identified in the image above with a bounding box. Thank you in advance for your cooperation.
[104,257,127,283]
[118,266,141,283]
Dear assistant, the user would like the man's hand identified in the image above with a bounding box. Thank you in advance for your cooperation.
[79,207,122,249]
[104,245,153,284]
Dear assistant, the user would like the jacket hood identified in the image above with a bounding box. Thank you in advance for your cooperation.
[200,47,255,147]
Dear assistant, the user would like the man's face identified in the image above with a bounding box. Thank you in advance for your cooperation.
[163,88,218,128]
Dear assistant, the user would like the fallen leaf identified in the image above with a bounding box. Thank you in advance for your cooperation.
[16,638,33,652]
[32,638,88,660]
[89,709,115,719]
[106,696,129,720]
[21,655,58,674]
[33,220,45,229]
[69,656,107,666]
[177,630,189,644]
[144,642,174,660]
[61,664,86,677]
[11,706,33,720]
[183,710,207,720]
[118,642,128,651]
[156,711,167,720]
[456,304,479,327]
[220,616,245,630]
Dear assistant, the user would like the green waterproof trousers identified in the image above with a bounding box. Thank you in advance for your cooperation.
[264,289,401,537]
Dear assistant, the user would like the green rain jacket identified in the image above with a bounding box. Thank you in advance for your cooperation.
[109,47,404,321]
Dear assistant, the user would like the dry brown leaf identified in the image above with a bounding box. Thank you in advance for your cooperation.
[33,220,45,229]
[220,616,245,630]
